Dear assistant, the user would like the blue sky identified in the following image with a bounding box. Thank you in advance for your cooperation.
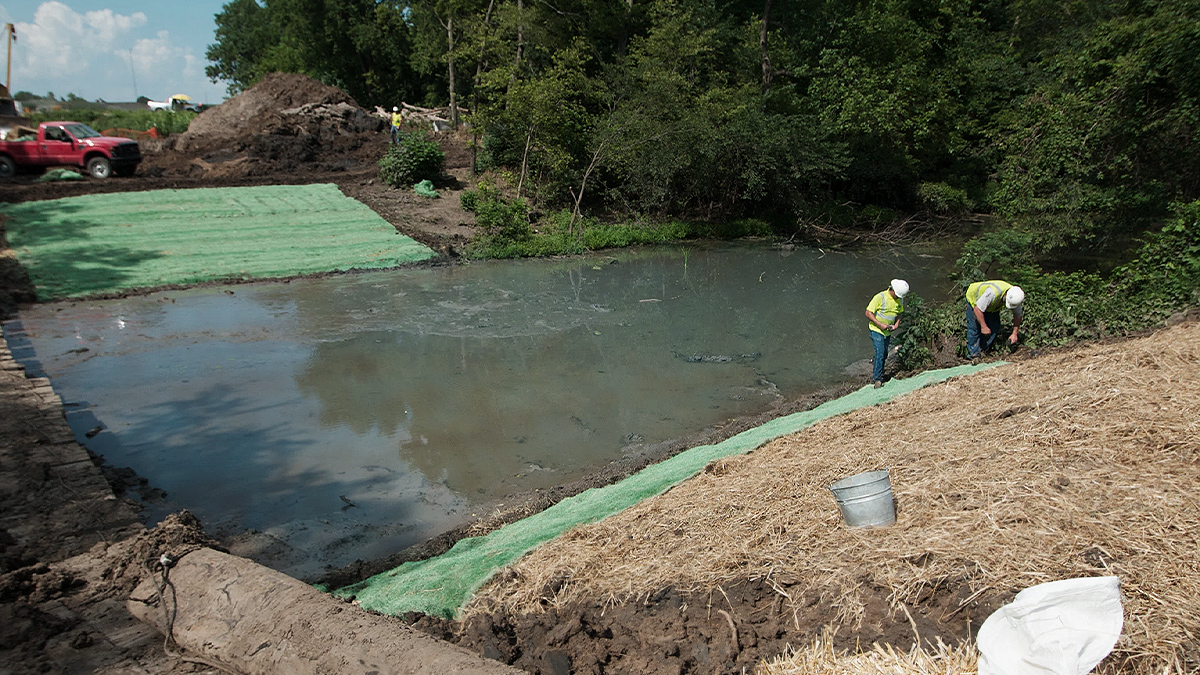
[0,1,231,104]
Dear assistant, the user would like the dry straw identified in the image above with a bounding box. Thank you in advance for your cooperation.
[758,629,978,675]
[465,322,1200,673]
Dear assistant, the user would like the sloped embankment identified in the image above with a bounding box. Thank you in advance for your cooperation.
[425,320,1200,674]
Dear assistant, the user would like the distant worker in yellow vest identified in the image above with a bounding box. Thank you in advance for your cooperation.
[865,279,909,388]
[390,106,403,143]
[965,280,1024,358]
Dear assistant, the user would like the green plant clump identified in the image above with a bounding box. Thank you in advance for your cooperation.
[461,190,775,259]
[896,201,1200,370]
[379,131,445,188]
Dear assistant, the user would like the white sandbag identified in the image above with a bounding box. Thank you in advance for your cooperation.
[977,576,1123,675]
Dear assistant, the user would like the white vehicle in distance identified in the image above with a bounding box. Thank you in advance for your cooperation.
[147,94,201,112]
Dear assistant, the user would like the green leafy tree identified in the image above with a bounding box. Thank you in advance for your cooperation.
[989,0,1200,251]
[206,0,419,106]
[205,0,289,95]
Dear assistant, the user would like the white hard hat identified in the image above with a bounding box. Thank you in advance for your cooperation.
[393,106,399,112]
[1006,285,1025,308]
[890,279,910,298]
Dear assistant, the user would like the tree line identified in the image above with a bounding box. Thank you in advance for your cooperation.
[206,0,1200,260]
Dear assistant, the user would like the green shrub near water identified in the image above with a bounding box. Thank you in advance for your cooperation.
[378,131,445,188]
[29,109,198,136]
[897,201,1200,369]
[461,186,774,259]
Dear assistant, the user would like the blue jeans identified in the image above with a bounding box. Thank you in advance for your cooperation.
[390,126,400,143]
[965,304,1002,357]
[870,330,889,382]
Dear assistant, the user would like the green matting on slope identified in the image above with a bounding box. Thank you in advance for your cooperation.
[0,184,436,300]
[333,361,1006,618]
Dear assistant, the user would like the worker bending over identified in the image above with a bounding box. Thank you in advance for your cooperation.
[965,280,1024,358]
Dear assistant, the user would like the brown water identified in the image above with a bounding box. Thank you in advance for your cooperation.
[3,242,953,579]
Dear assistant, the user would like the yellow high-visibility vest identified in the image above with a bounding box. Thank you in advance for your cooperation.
[867,290,904,335]
[966,280,1013,313]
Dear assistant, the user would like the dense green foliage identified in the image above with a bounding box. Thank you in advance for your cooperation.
[207,0,1200,252]
[377,130,446,187]
[460,183,771,258]
[27,110,197,136]
[205,0,420,107]
[896,200,1200,368]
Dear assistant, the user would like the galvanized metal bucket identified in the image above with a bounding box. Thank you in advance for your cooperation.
[828,469,896,527]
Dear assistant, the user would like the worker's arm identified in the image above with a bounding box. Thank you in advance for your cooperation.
[865,309,891,331]
[973,305,990,334]
[1009,313,1022,344]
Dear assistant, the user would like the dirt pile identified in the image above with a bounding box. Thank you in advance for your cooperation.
[144,72,388,178]
[175,72,364,151]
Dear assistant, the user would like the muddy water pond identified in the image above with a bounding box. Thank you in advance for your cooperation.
[5,242,954,579]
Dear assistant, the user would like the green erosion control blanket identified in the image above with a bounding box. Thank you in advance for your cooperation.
[0,184,436,300]
[334,361,1006,618]
[413,179,439,198]
[37,168,85,182]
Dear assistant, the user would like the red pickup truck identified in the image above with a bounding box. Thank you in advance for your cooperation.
[0,121,142,179]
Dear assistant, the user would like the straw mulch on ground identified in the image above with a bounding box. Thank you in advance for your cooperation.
[465,321,1200,674]
[758,630,978,675]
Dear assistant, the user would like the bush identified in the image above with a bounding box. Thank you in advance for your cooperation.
[898,201,1200,370]
[378,131,445,188]
[895,295,965,368]
[954,230,1037,285]
[1106,201,1200,331]
[917,182,973,214]
[466,206,708,259]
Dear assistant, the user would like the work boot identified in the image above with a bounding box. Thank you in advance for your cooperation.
[873,380,883,389]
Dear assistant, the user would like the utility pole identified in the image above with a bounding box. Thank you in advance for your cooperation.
[5,24,15,94]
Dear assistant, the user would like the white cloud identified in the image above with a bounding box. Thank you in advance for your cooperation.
[81,6,147,44]
[128,30,178,77]
[13,2,146,79]
[3,2,223,102]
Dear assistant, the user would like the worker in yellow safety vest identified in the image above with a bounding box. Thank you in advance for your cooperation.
[390,106,403,143]
[965,280,1024,358]
[865,279,909,387]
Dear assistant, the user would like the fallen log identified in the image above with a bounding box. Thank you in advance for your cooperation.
[127,547,520,675]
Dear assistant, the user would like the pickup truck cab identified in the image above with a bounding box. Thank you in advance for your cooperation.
[147,95,200,112]
[0,121,142,179]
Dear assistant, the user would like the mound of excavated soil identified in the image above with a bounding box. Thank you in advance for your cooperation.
[175,72,360,153]
[142,72,389,178]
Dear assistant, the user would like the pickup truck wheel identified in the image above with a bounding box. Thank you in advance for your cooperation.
[86,156,112,179]
[0,156,15,179]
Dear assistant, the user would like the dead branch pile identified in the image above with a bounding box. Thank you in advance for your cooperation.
[372,103,466,132]
[278,102,384,135]
[465,321,1200,673]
